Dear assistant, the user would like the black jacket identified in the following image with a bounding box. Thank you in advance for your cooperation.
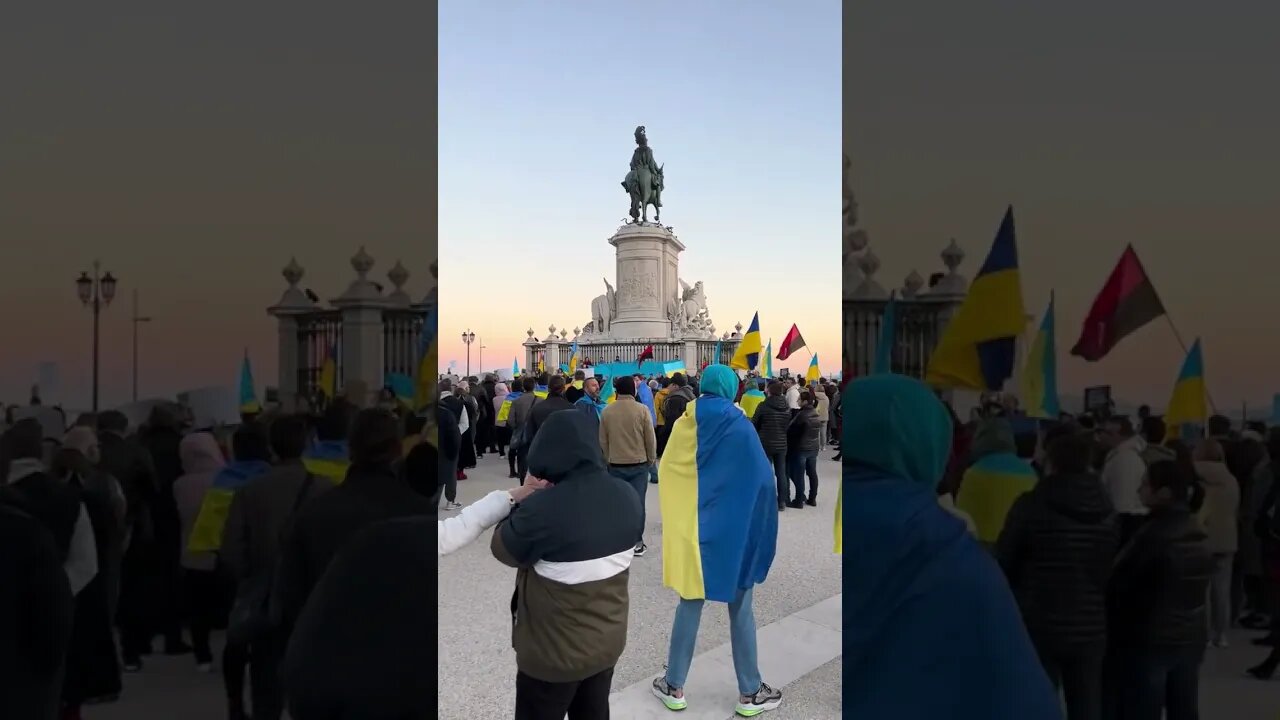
[528,394,574,443]
[1,471,82,560]
[273,464,434,633]
[788,407,822,453]
[752,395,791,455]
[491,410,642,682]
[994,471,1119,652]
[283,515,438,720]
[0,503,73,720]
[1108,504,1214,651]
[138,426,185,557]
[97,431,158,544]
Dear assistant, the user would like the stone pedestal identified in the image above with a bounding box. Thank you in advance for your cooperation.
[607,223,685,340]
[331,248,390,406]
[267,258,318,411]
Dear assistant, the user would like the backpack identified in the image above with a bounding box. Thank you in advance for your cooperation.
[663,389,691,427]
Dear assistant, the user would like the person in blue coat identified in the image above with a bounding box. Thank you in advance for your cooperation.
[842,374,1063,719]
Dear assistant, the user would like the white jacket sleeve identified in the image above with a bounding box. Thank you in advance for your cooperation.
[438,490,513,556]
[1103,451,1150,515]
[64,503,99,596]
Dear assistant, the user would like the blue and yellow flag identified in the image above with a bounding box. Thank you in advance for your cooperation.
[414,307,437,411]
[1165,338,1207,440]
[1020,293,1061,419]
[740,387,766,419]
[834,480,842,554]
[188,461,272,552]
[925,206,1027,390]
[318,343,338,400]
[568,340,580,375]
[762,339,773,378]
[806,353,821,383]
[238,351,260,414]
[302,440,351,485]
[658,394,778,602]
[873,294,896,374]
[387,372,415,405]
[511,357,520,378]
[730,312,763,371]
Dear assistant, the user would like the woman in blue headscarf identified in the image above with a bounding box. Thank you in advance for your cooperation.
[842,374,1062,719]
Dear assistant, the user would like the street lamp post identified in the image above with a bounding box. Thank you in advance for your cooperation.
[461,329,476,378]
[479,340,485,376]
[76,261,118,413]
[131,290,153,402]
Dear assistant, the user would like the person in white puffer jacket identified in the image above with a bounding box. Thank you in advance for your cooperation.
[438,481,547,556]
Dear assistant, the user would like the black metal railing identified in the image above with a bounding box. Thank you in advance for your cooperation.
[296,310,343,398]
[383,309,424,379]
[844,299,951,379]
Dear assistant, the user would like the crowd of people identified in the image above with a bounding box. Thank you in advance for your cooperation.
[0,397,435,720]
[434,365,841,718]
[845,374,1280,720]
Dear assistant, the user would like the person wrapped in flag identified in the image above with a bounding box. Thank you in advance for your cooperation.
[185,425,274,554]
[840,374,1060,719]
[652,364,784,715]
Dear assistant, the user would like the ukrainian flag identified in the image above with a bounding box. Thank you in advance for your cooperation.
[238,351,260,414]
[387,373,415,406]
[740,386,766,419]
[730,312,763,371]
[806,353,821,383]
[658,393,778,602]
[414,307,437,411]
[1164,339,1207,440]
[1020,293,1061,419]
[762,340,773,378]
[925,207,1027,390]
[318,343,338,400]
[511,358,520,378]
[187,461,272,552]
[569,340,580,375]
[302,440,351,485]
[497,390,523,424]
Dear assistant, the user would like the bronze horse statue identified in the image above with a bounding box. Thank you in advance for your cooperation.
[623,163,663,223]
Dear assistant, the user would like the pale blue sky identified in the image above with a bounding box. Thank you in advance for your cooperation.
[438,1,842,375]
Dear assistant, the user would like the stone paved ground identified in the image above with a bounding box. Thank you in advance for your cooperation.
[86,444,1279,719]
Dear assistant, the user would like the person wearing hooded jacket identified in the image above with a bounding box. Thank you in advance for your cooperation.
[491,410,643,720]
[842,374,1062,720]
[995,425,1118,719]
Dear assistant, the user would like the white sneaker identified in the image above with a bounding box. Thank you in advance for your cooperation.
[445,501,463,511]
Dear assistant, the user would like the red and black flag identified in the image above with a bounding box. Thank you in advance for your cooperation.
[1070,244,1166,362]
[636,345,654,364]
[776,324,806,361]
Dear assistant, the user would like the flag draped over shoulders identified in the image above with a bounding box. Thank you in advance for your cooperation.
[659,394,778,602]
[188,460,272,552]
[302,441,350,485]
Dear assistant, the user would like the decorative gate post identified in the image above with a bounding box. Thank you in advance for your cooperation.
[331,248,390,407]
[267,258,317,411]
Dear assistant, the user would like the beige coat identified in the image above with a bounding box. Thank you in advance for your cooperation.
[1194,460,1240,554]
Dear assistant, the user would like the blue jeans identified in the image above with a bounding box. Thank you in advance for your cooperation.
[665,587,760,696]
[768,452,787,507]
[608,464,651,544]
[787,450,818,502]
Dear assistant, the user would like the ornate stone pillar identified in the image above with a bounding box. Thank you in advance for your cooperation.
[543,325,562,374]
[607,223,685,340]
[522,329,538,376]
[267,257,317,411]
[331,247,390,407]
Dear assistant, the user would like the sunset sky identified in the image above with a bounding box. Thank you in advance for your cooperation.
[0,6,432,410]
[849,2,1280,413]
[438,2,841,377]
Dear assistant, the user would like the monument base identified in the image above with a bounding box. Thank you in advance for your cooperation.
[607,222,685,339]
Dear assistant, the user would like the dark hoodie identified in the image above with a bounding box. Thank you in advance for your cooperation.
[994,471,1119,653]
[490,411,642,683]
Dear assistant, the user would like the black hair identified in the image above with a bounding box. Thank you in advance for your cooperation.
[232,422,272,463]
[269,414,309,461]
[614,375,636,396]
[349,408,402,466]
[522,377,536,392]
[3,419,44,461]
[97,410,129,434]
[1045,427,1092,475]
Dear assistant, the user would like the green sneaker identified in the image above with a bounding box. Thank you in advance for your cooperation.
[734,682,782,716]
[652,677,688,711]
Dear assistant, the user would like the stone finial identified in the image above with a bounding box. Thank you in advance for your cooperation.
[929,238,970,296]
[722,332,731,340]
[351,247,375,278]
[850,249,888,300]
[545,324,558,342]
[733,321,744,338]
[903,269,924,299]
[573,326,581,337]
[526,328,535,338]
[559,327,568,340]
[283,257,304,287]
[268,256,315,314]
[387,260,412,308]
[941,239,964,273]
